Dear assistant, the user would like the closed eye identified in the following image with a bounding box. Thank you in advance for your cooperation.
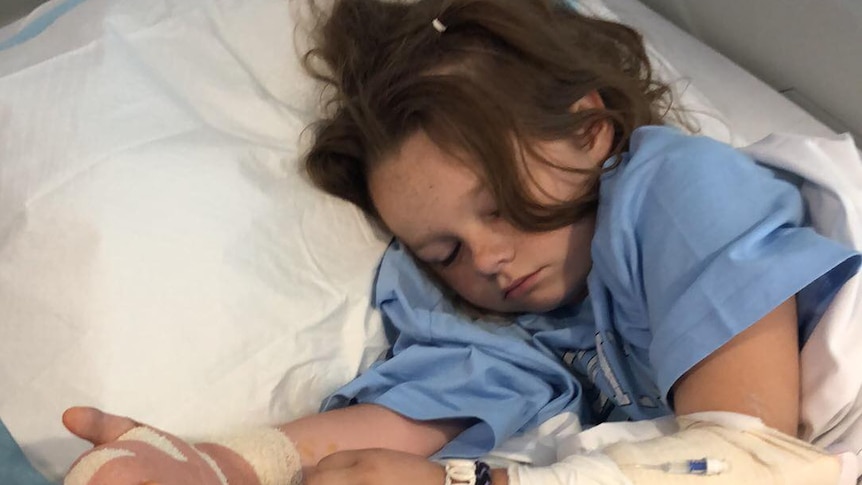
[437,242,462,267]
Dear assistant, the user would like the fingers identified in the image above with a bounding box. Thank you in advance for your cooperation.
[66,429,224,485]
[63,407,142,446]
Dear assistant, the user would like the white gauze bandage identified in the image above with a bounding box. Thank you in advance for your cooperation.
[510,412,847,485]
[203,427,303,485]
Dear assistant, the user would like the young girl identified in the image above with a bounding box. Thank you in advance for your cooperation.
[62,0,860,484]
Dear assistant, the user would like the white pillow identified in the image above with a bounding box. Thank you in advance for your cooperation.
[0,0,388,478]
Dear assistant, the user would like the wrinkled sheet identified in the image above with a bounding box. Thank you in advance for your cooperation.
[0,0,390,478]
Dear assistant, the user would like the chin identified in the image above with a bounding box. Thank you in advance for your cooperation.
[521,301,566,314]
[511,293,569,314]
[523,284,585,313]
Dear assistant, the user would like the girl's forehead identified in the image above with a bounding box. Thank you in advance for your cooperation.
[383,132,482,188]
[369,133,484,240]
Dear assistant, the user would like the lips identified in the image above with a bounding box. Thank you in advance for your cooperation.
[503,269,542,300]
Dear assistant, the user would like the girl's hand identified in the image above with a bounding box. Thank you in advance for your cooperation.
[62,407,257,485]
[304,449,446,485]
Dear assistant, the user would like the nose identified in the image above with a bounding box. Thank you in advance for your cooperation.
[469,228,515,276]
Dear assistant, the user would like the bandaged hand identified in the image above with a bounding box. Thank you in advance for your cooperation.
[602,412,845,484]
[510,412,851,485]
[62,407,301,485]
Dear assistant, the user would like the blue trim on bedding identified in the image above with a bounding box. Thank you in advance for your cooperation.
[0,419,55,485]
[0,0,89,51]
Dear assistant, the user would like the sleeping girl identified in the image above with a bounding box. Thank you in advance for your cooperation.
[61,0,861,484]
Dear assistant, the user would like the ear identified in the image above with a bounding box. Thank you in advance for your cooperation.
[570,90,614,165]
[570,89,605,111]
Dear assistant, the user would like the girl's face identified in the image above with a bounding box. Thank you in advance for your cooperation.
[369,118,612,314]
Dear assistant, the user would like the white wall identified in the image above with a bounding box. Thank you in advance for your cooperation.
[638,0,862,141]
[0,0,50,28]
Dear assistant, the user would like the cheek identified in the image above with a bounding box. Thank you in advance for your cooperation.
[438,267,493,301]
[558,218,596,280]
[439,267,475,293]
[523,227,573,256]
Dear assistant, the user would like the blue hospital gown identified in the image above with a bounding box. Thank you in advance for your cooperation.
[321,126,861,458]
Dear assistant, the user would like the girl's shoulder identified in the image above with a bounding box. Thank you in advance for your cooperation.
[602,125,771,206]
[623,125,753,175]
[595,124,806,256]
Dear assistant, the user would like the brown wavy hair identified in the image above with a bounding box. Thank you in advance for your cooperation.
[302,0,673,233]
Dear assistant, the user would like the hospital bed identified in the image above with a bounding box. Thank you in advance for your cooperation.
[0,0,857,480]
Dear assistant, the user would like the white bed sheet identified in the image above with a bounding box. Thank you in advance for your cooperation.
[0,0,391,478]
[0,0,843,479]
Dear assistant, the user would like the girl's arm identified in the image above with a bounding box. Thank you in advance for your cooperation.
[62,404,469,484]
[303,449,512,485]
[277,403,468,466]
[671,296,800,435]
